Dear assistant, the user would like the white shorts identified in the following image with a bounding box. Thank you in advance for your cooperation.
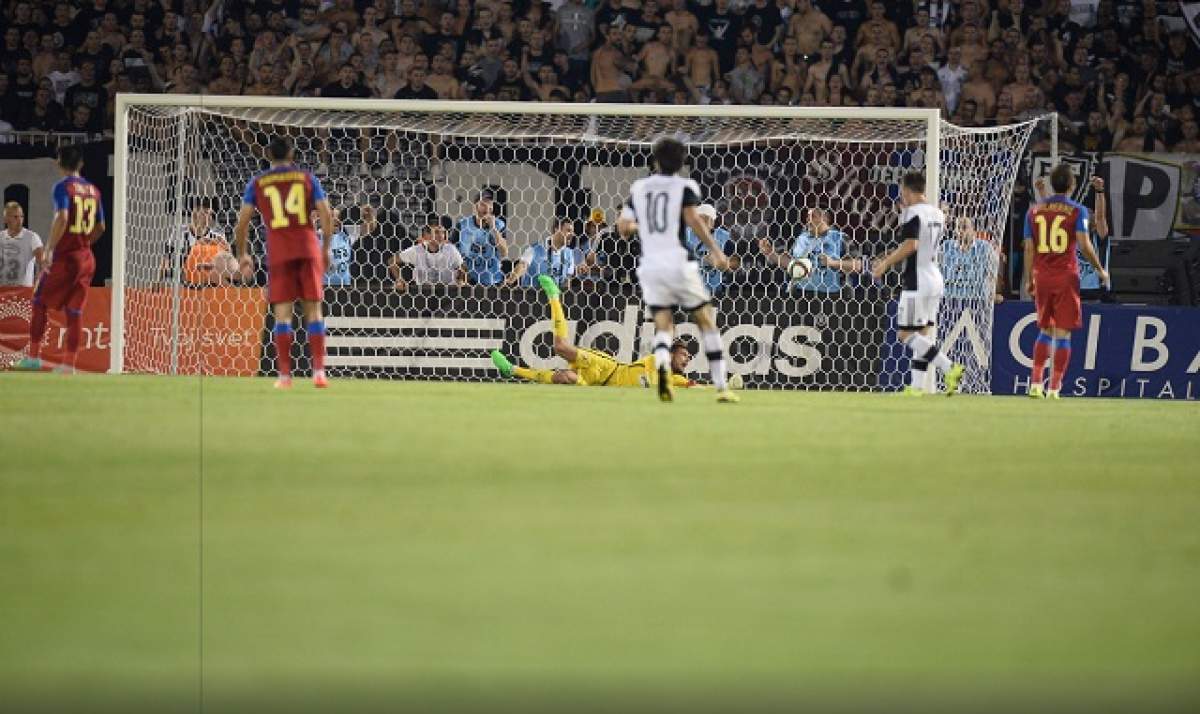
[897,290,941,330]
[638,260,712,311]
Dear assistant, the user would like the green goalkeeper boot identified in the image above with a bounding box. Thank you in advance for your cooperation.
[537,274,561,301]
[490,350,514,378]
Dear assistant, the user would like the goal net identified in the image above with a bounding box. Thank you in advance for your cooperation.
[113,98,1038,392]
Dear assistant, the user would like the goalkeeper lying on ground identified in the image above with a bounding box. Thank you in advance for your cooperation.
[491,275,697,388]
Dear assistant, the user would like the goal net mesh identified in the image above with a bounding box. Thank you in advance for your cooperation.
[118,103,1036,392]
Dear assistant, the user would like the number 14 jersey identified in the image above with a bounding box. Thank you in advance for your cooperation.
[242,165,327,266]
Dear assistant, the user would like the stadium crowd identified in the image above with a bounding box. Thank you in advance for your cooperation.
[0,0,1197,153]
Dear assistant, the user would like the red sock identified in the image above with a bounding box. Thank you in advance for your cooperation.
[1050,340,1071,391]
[273,326,293,377]
[64,309,82,367]
[306,321,325,373]
[1031,334,1051,385]
[28,303,47,358]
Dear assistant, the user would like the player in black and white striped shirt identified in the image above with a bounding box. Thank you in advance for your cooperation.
[871,170,966,395]
[617,137,738,404]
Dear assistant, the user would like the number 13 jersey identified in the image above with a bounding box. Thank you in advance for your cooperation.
[52,176,104,255]
[621,174,701,269]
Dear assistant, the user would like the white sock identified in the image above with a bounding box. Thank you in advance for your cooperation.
[653,330,672,372]
[313,369,326,379]
[910,360,928,389]
[905,333,952,373]
[702,329,727,391]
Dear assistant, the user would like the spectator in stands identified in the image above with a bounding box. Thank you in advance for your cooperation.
[684,32,720,101]
[321,63,370,98]
[389,223,466,292]
[504,216,577,288]
[19,84,65,132]
[394,63,437,99]
[63,60,106,131]
[1,201,44,288]
[591,24,633,102]
[458,190,508,286]
[757,208,850,295]
[315,204,378,288]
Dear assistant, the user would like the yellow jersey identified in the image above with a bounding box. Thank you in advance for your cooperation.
[570,349,693,388]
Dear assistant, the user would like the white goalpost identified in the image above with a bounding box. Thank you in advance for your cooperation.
[111,95,1039,392]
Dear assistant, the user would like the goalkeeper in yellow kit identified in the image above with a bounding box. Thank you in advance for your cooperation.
[491,275,696,388]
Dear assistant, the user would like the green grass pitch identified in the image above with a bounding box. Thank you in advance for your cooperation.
[2,374,1198,713]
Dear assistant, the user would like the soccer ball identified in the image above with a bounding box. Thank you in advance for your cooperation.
[787,257,813,282]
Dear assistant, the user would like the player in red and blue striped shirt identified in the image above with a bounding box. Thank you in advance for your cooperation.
[1021,164,1108,400]
[235,136,334,389]
[15,145,105,373]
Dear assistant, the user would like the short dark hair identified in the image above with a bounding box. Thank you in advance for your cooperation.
[267,136,292,162]
[57,144,83,171]
[653,136,686,175]
[1049,163,1074,193]
[670,339,690,354]
[901,170,925,193]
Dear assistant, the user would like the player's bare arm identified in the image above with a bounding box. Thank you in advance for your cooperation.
[682,205,728,270]
[43,208,68,266]
[870,238,917,280]
[1077,231,1108,287]
[1091,177,1109,239]
[1021,235,1035,296]
[234,202,257,272]
[316,198,334,271]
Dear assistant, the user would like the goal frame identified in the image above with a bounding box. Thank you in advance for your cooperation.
[110,94,946,375]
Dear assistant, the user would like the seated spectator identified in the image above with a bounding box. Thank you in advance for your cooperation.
[941,216,1001,301]
[314,204,378,288]
[457,190,508,286]
[685,204,738,295]
[757,208,851,294]
[19,84,65,132]
[164,205,241,287]
[504,217,577,287]
[389,223,466,292]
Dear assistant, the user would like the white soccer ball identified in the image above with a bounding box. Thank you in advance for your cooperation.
[787,257,813,282]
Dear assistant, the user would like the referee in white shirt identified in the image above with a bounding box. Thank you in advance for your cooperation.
[0,202,45,287]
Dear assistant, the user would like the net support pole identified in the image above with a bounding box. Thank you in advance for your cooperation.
[109,98,129,374]
[925,112,941,393]
[168,111,188,376]
[1050,112,1059,167]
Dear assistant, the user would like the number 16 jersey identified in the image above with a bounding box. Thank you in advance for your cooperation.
[1024,194,1088,285]
[242,165,327,266]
